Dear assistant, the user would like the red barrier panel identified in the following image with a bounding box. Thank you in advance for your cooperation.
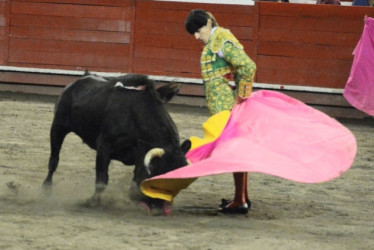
[1,0,374,89]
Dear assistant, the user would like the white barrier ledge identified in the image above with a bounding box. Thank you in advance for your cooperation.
[0,65,343,94]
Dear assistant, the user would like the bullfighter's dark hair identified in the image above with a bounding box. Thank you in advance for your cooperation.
[185,9,218,35]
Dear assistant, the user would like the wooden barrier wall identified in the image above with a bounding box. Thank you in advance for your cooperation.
[1,0,135,72]
[0,0,9,65]
[132,1,374,89]
[0,0,374,90]
[133,1,258,79]
[257,3,372,89]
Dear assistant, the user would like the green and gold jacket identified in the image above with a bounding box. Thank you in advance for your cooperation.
[200,27,256,101]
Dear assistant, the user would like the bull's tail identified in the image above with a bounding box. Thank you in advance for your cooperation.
[83,69,91,76]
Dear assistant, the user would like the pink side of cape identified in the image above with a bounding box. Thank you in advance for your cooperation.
[152,90,356,183]
[344,17,374,116]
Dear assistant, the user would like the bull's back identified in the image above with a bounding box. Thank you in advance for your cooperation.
[52,74,170,153]
[53,76,115,148]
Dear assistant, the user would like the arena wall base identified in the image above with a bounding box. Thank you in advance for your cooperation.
[0,66,369,119]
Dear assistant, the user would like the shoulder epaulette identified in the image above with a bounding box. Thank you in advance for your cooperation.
[209,27,243,53]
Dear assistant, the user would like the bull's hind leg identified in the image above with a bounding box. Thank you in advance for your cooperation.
[86,141,111,207]
[42,123,69,191]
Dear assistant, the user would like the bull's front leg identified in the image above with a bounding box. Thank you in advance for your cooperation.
[86,144,111,207]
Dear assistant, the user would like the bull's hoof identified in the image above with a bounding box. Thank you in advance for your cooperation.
[162,201,172,216]
[42,180,51,188]
[138,202,152,216]
[41,181,52,196]
[85,196,101,208]
[137,201,172,216]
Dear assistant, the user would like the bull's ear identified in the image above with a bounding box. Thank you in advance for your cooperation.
[156,83,180,103]
[181,139,191,154]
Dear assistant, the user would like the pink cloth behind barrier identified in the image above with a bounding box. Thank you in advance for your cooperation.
[152,90,356,184]
[344,17,374,116]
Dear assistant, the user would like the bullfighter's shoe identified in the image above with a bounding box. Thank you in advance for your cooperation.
[217,202,249,215]
[219,198,251,209]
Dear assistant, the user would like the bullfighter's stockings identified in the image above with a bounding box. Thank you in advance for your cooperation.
[230,172,249,207]
[218,172,249,214]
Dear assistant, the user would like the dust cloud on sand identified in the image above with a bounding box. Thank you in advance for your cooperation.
[1,91,373,250]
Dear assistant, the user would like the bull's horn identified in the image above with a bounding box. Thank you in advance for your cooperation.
[144,148,165,175]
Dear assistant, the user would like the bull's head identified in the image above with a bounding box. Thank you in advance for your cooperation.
[129,139,191,214]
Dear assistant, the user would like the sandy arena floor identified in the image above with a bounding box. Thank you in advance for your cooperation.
[0,91,373,250]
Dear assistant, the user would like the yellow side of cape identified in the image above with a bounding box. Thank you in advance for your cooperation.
[140,110,231,202]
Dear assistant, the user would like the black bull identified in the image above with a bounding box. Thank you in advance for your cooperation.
[42,73,191,213]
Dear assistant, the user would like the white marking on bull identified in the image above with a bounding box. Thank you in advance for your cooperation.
[115,81,145,91]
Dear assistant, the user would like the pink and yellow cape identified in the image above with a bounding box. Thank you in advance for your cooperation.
[141,90,357,202]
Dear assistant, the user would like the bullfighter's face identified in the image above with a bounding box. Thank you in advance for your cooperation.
[194,19,212,44]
